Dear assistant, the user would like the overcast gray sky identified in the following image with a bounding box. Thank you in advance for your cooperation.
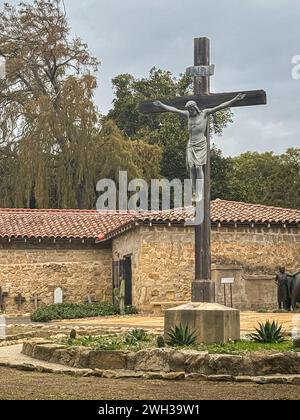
[7,0,300,156]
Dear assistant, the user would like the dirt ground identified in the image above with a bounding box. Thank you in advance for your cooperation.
[0,367,298,400]
[49,312,299,335]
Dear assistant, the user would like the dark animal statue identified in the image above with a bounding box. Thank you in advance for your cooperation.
[288,272,300,310]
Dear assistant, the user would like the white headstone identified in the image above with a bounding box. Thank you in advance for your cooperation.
[0,316,6,340]
[54,287,63,304]
[0,58,6,80]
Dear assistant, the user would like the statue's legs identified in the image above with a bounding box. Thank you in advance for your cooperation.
[190,165,204,202]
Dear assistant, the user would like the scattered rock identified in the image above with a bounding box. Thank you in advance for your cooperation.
[91,369,104,378]
[75,369,93,377]
[156,336,165,348]
[10,363,36,372]
[289,376,300,385]
[264,376,288,384]
[252,377,267,385]
[293,338,300,349]
[185,373,208,382]
[235,376,253,383]
[102,370,118,379]
[115,371,144,379]
[207,375,235,382]
[161,372,186,381]
[144,372,164,380]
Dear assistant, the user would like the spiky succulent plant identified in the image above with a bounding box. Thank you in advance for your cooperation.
[167,324,197,347]
[250,321,285,343]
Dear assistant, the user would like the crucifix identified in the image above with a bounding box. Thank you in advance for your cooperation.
[0,287,8,312]
[31,294,42,310]
[140,37,267,303]
[15,293,26,311]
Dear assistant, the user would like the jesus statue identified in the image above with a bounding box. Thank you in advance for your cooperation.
[153,93,246,203]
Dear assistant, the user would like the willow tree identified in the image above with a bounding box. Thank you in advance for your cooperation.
[0,0,161,209]
[0,0,100,208]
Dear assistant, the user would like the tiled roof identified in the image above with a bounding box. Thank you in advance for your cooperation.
[0,200,298,241]
[0,209,135,240]
[211,199,300,224]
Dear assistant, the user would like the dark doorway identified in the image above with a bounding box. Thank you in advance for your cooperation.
[112,257,132,306]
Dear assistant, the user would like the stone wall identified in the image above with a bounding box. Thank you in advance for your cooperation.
[0,240,112,314]
[212,225,300,274]
[112,224,299,312]
[1,221,299,315]
[243,275,277,311]
[212,266,277,311]
[113,226,194,312]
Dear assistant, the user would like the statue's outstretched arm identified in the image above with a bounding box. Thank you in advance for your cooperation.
[153,101,189,117]
[205,93,246,115]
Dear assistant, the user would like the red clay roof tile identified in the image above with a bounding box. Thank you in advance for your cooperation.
[0,200,298,240]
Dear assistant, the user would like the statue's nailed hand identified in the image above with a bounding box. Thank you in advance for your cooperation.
[153,101,163,107]
[235,93,246,101]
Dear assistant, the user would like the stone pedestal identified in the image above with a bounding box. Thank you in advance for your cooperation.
[165,303,240,345]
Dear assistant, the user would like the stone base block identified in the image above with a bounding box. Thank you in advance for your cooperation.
[164,303,240,345]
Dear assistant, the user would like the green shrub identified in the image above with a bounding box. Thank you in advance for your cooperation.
[61,332,155,351]
[256,308,270,313]
[94,336,124,351]
[249,321,285,344]
[167,324,197,347]
[31,302,138,322]
[124,305,138,315]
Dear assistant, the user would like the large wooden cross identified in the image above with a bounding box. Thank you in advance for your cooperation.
[140,37,267,303]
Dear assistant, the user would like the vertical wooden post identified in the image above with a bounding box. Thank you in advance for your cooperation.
[192,37,214,303]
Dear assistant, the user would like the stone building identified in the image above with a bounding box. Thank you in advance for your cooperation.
[0,199,299,314]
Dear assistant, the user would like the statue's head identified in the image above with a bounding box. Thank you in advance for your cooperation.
[279,267,286,274]
[185,101,200,115]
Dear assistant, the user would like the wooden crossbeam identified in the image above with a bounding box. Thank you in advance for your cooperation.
[139,90,267,114]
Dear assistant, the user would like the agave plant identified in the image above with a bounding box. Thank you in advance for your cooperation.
[125,329,149,345]
[249,321,285,343]
[167,324,197,347]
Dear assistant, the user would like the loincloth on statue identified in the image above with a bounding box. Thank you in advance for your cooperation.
[186,136,208,170]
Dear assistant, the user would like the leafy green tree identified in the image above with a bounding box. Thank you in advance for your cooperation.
[226,149,300,209]
[227,152,279,204]
[211,146,233,201]
[266,148,300,209]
